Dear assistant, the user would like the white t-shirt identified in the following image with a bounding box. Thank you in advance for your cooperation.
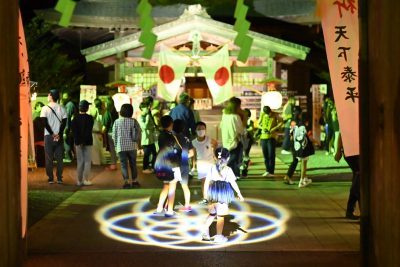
[192,136,214,162]
[192,136,215,179]
[205,165,236,184]
[40,102,67,136]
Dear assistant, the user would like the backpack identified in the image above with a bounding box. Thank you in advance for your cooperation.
[294,125,315,158]
[154,146,181,181]
[154,134,182,181]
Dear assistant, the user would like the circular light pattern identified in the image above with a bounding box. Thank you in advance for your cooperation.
[94,198,290,250]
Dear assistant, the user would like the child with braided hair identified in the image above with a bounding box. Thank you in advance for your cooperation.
[201,147,244,243]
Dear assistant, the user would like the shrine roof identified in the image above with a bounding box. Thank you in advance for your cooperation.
[81,5,310,65]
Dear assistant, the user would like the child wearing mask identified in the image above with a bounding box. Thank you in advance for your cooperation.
[201,147,244,244]
[192,121,218,205]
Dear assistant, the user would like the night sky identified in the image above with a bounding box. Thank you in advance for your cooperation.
[19,0,56,22]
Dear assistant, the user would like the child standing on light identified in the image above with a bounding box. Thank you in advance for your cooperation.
[201,147,244,244]
[154,115,182,217]
[192,121,218,205]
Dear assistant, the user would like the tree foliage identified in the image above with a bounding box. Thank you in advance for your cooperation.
[25,16,84,95]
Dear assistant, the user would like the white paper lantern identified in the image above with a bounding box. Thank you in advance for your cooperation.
[261,91,283,110]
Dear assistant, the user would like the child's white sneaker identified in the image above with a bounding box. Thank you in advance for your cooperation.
[201,232,211,241]
[298,177,312,188]
[213,235,228,243]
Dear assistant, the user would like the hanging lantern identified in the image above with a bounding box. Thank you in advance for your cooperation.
[260,79,284,110]
[261,90,282,110]
[106,80,134,112]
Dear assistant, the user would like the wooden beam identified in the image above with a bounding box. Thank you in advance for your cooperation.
[125,65,269,74]
[0,2,22,267]
[126,49,275,58]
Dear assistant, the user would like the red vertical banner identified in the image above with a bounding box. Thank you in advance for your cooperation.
[19,10,29,238]
[318,0,360,156]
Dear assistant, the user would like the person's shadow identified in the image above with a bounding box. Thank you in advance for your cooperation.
[208,215,247,237]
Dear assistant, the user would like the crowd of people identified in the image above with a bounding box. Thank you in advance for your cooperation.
[33,88,359,244]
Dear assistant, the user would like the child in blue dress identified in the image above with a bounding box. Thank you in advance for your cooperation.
[201,147,244,243]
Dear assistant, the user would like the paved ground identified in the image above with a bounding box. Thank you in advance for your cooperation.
[26,146,360,267]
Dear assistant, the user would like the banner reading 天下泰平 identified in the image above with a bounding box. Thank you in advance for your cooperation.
[317,0,360,156]
[19,10,30,238]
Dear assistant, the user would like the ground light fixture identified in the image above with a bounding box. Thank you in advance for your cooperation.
[94,197,290,250]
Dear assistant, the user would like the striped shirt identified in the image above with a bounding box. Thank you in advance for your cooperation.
[112,117,141,153]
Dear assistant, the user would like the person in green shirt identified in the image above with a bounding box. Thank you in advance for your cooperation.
[258,106,282,177]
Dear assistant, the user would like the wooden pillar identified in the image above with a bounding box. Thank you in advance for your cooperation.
[266,52,275,79]
[0,1,22,267]
[114,30,126,81]
[360,0,400,266]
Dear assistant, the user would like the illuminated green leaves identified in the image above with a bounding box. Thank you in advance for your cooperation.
[54,0,77,27]
[233,0,253,63]
[137,0,158,59]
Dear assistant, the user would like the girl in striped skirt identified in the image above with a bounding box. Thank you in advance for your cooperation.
[201,147,244,244]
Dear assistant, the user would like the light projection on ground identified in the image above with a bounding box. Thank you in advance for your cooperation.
[94,198,290,250]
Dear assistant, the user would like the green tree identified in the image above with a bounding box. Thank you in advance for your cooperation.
[25,16,83,95]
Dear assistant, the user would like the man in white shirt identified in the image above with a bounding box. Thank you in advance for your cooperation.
[220,98,244,177]
[40,89,67,184]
